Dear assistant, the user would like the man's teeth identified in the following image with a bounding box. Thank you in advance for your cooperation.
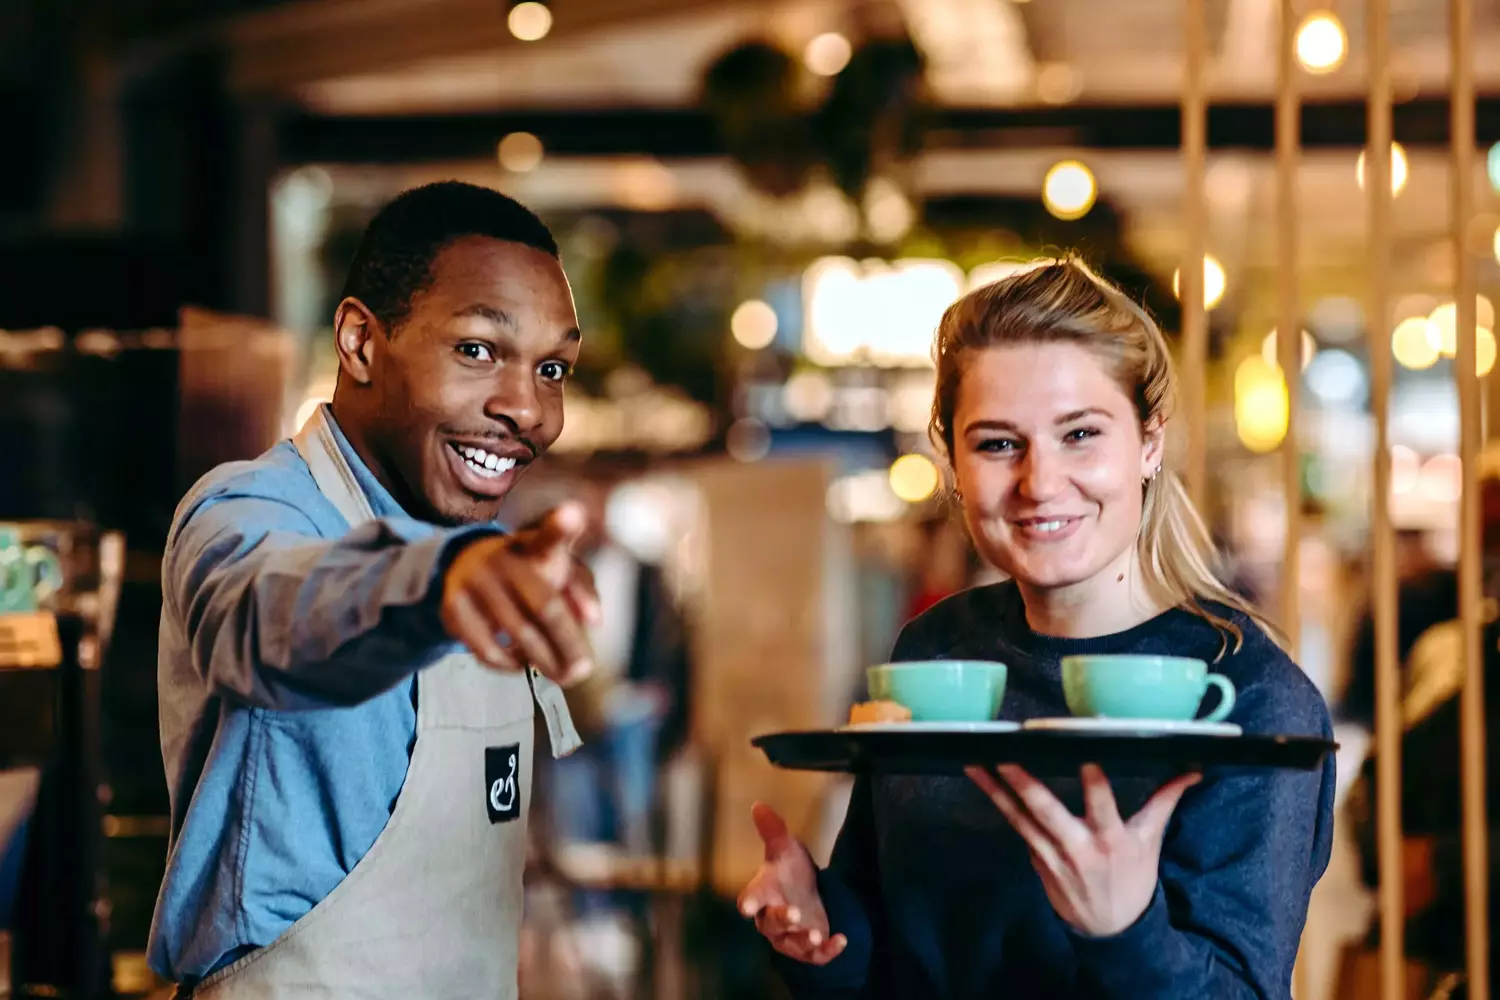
[456,445,517,479]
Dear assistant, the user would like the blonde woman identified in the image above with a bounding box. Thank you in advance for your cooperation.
[740,259,1334,999]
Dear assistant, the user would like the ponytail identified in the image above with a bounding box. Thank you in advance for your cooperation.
[1138,471,1285,659]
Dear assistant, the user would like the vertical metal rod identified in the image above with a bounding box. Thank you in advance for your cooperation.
[1365,2,1405,999]
[1181,0,1208,508]
[1450,0,1491,992]
[1275,7,1308,995]
[1275,0,1301,661]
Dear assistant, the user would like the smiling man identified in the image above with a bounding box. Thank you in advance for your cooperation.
[148,182,597,998]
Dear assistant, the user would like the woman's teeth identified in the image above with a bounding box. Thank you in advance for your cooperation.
[1032,520,1068,533]
[455,445,516,479]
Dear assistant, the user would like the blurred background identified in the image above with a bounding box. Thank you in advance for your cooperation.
[1,0,1498,997]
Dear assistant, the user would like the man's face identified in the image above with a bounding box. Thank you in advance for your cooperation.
[352,236,580,525]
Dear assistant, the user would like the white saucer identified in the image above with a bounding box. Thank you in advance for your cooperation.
[839,721,1021,734]
[1022,717,1242,737]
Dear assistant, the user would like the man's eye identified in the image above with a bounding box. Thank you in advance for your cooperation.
[538,360,572,382]
[457,343,495,363]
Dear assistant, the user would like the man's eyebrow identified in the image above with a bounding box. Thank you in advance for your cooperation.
[453,304,517,329]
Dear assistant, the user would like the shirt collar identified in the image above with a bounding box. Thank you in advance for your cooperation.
[319,405,408,520]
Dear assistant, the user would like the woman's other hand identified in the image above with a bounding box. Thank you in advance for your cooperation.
[737,803,848,965]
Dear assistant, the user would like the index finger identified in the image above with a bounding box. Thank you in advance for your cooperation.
[995,764,1089,848]
[564,556,601,627]
[503,555,595,684]
[1079,763,1123,835]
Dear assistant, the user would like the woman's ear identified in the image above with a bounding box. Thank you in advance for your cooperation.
[1140,418,1166,479]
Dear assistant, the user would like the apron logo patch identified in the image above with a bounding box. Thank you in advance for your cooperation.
[485,744,521,824]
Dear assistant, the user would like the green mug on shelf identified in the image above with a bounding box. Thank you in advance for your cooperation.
[0,525,65,614]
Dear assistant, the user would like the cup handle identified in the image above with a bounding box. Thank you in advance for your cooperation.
[26,548,64,601]
[1200,674,1237,723]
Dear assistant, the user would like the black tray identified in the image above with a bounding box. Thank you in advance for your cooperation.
[753,728,1337,777]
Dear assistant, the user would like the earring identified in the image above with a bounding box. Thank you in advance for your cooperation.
[953,488,964,501]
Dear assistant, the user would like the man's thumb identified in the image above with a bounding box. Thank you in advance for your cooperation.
[752,802,794,859]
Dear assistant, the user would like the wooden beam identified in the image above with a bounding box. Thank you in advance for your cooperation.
[274,98,1500,164]
[224,0,737,93]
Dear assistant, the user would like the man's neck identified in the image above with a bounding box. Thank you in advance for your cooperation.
[327,397,414,515]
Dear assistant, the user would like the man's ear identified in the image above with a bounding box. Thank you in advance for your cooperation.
[334,298,382,386]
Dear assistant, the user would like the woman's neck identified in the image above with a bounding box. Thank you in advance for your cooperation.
[1015,549,1168,639]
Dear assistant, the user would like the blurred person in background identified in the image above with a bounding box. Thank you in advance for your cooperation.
[739,259,1333,999]
[547,473,691,856]
[1339,525,1461,732]
[147,181,599,999]
[534,473,694,980]
[904,517,973,620]
[1344,446,1500,997]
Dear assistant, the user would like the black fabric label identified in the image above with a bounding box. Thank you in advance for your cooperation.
[485,744,521,824]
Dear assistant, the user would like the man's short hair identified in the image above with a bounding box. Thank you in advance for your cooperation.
[340,181,560,333]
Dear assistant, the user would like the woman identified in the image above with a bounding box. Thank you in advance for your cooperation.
[739,259,1334,999]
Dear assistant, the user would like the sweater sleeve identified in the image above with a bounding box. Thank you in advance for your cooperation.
[772,619,943,998]
[1069,682,1336,999]
[772,775,882,999]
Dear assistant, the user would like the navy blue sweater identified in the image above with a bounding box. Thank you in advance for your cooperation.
[777,583,1335,1000]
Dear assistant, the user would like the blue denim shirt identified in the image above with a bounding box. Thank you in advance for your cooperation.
[147,409,497,983]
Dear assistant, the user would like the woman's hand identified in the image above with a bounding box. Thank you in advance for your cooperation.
[737,803,848,965]
[965,763,1200,937]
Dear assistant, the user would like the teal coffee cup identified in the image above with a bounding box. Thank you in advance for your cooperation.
[866,660,1008,722]
[0,526,65,614]
[1061,654,1236,723]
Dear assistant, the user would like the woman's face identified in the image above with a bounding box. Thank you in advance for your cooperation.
[950,342,1163,595]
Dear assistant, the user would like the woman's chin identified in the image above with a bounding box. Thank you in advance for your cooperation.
[1006,555,1107,592]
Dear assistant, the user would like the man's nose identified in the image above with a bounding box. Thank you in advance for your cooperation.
[484,366,543,434]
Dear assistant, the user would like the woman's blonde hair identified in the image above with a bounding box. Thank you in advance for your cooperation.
[930,256,1278,657]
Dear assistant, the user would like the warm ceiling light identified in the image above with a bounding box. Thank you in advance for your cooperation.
[1172,254,1228,310]
[730,300,779,350]
[889,453,940,503]
[508,1,552,42]
[497,132,544,172]
[1295,12,1347,74]
[804,33,853,77]
[1357,142,1409,196]
[1391,316,1440,370]
[1042,160,1096,220]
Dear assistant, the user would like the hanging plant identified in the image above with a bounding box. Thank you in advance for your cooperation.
[701,33,930,208]
[815,35,928,205]
[700,41,819,198]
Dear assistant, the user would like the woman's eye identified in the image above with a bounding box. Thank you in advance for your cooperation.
[538,360,572,382]
[456,343,494,363]
[977,438,1018,454]
[1065,427,1101,443]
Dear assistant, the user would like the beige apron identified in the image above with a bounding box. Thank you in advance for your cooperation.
[188,406,581,999]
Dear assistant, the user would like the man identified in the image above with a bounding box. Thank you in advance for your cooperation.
[147,181,598,998]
